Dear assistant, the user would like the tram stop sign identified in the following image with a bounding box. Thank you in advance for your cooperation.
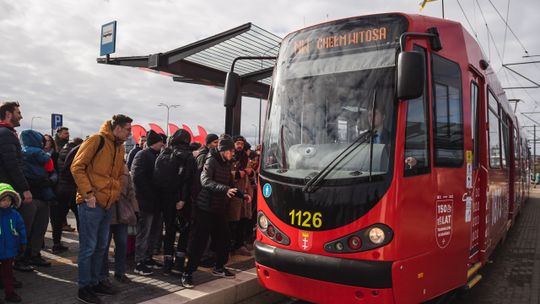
[51,113,63,130]
[100,21,117,56]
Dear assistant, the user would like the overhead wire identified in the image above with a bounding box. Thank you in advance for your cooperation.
[487,0,529,55]
[475,0,504,66]
[501,0,511,61]
[456,0,493,65]
[456,0,479,39]
[474,1,540,128]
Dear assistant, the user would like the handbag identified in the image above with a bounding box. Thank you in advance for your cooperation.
[116,196,137,225]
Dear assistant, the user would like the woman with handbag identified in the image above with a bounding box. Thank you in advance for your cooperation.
[100,164,139,283]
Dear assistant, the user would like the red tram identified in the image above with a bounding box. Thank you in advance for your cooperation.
[252,13,530,303]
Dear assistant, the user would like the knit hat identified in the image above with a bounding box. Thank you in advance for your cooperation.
[146,130,163,146]
[218,138,235,152]
[0,183,21,208]
[233,135,245,143]
[169,129,191,146]
[205,133,219,145]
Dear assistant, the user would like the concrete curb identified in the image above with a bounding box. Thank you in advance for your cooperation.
[140,268,264,304]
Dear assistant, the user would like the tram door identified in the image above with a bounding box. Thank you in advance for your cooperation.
[468,71,484,266]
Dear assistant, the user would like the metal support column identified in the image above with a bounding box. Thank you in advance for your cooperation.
[534,125,537,178]
[225,93,242,136]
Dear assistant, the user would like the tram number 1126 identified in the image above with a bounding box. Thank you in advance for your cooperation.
[289,209,323,228]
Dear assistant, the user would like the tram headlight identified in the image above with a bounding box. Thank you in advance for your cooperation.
[258,214,269,230]
[368,227,385,244]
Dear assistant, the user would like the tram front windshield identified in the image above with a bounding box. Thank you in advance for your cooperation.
[262,23,399,184]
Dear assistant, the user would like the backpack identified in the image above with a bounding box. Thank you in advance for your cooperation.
[153,147,188,190]
[60,135,105,186]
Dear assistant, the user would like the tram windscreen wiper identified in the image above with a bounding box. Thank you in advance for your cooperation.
[302,130,372,193]
[303,89,378,193]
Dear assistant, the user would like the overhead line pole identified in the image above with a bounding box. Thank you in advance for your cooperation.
[508,98,521,113]
[442,0,445,19]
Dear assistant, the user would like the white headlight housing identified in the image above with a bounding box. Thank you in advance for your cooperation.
[258,214,269,230]
[368,227,385,244]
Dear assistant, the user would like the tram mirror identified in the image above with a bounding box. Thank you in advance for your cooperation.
[397,52,424,100]
[224,72,241,107]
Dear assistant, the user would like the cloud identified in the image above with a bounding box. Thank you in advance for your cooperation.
[0,0,539,143]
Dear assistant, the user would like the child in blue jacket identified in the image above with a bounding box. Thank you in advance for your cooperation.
[0,183,27,302]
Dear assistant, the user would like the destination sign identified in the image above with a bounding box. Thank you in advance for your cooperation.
[294,27,389,55]
[283,14,408,60]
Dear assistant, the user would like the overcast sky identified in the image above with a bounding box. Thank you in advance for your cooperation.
[1,0,539,143]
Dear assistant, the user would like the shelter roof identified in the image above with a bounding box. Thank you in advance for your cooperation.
[97,23,281,99]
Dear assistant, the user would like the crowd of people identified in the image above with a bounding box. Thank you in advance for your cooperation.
[0,101,261,304]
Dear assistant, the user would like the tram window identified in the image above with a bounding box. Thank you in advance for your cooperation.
[404,45,429,176]
[432,54,463,167]
[471,82,480,167]
[488,91,501,168]
[500,115,509,168]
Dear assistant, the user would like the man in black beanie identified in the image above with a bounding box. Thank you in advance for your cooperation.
[182,138,249,288]
[131,130,164,276]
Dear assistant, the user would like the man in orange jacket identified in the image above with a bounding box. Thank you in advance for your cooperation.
[71,114,132,304]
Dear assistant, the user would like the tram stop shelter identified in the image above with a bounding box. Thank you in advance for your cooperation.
[96,23,281,135]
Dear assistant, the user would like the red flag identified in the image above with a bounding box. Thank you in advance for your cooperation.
[148,123,165,135]
[168,123,179,135]
[131,124,147,144]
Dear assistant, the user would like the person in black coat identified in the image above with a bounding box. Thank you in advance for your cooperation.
[131,130,164,276]
[155,129,197,275]
[51,137,83,253]
[0,102,31,204]
[126,136,146,171]
[0,102,32,277]
[182,138,250,288]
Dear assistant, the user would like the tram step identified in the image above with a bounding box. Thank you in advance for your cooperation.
[465,274,482,290]
[466,262,482,279]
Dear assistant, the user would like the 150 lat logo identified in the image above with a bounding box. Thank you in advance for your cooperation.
[288,209,323,228]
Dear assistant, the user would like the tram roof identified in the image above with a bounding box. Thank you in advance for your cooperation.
[96,23,281,99]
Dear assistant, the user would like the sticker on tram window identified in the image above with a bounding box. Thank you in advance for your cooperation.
[262,183,272,198]
[288,209,323,229]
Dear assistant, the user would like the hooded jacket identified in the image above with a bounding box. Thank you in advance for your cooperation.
[20,130,50,181]
[156,129,197,204]
[197,148,234,214]
[20,130,56,200]
[71,120,125,209]
[0,183,27,260]
[0,123,29,195]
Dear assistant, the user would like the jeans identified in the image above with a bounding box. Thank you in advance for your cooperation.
[100,224,128,278]
[135,211,162,263]
[18,199,50,257]
[77,203,112,288]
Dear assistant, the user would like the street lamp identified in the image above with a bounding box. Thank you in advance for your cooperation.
[158,103,180,138]
[31,116,42,130]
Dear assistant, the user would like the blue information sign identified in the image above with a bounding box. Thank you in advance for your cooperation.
[51,113,63,130]
[263,183,272,198]
[100,21,117,56]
